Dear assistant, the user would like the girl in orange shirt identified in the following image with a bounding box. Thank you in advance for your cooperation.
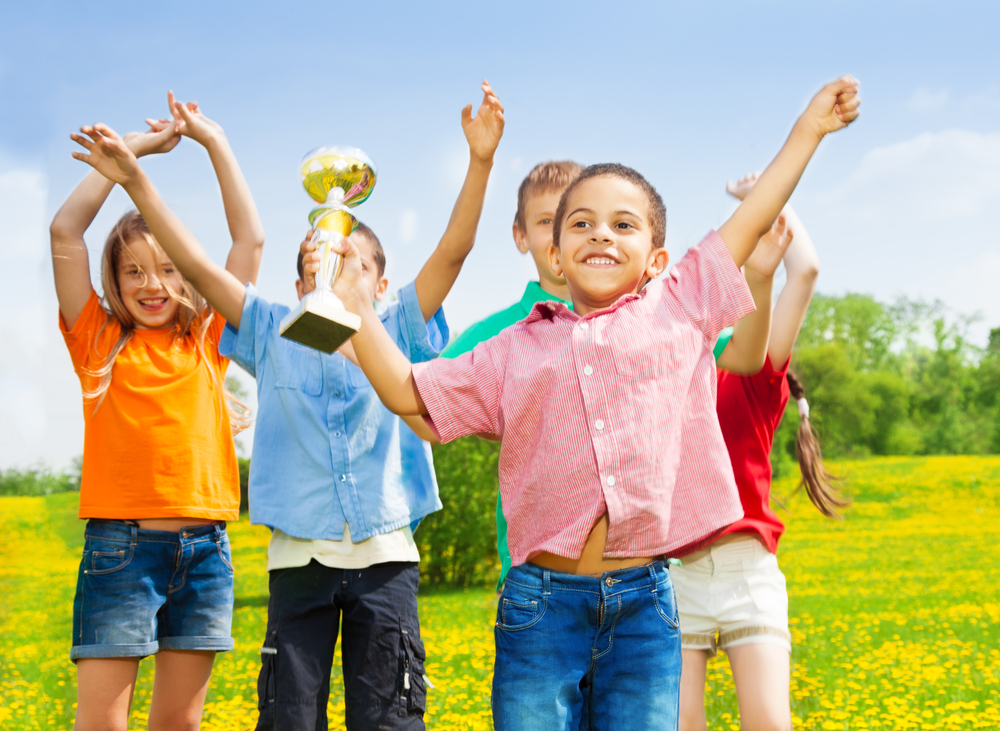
[51,94,263,731]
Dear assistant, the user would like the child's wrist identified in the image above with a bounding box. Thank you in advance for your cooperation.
[793,115,825,144]
[468,152,495,169]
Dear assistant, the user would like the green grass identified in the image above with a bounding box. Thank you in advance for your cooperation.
[1,457,999,729]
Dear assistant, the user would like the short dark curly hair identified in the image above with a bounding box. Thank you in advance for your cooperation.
[552,163,666,250]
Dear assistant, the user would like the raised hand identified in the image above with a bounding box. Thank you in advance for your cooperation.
[801,75,861,139]
[71,124,141,186]
[726,171,761,202]
[462,80,505,164]
[745,214,794,280]
[147,90,225,147]
[123,122,182,158]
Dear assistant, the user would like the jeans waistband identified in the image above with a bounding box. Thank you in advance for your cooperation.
[508,561,669,597]
[85,519,226,543]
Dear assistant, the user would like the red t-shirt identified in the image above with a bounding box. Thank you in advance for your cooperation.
[714,355,791,553]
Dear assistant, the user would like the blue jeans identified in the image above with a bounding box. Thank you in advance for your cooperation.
[492,561,681,730]
[71,520,235,661]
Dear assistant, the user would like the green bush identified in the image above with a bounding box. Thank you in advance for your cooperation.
[415,437,501,589]
[0,464,79,496]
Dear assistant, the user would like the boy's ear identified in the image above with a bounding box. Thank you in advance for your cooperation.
[513,223,530,254]
[373,276,390,302]
[646,248,669,280]
[547,243,564,278]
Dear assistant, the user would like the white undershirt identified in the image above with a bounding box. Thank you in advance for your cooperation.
[267,524,420,572]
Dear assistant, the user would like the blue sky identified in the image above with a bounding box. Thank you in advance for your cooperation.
[2,1,998,469]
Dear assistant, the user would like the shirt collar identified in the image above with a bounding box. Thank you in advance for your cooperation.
[519,281,572,317]
[524,288,644,325]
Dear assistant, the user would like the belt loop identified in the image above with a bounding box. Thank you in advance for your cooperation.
[649,563,658,594]
[130,524,137,547]
[543,570,551,596]
[214,522,223,542]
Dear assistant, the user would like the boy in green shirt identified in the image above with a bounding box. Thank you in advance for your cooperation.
[441,160,789,589]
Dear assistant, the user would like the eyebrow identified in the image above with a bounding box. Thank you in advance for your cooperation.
[567,207,594,217]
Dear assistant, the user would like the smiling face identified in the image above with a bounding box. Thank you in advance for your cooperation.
[549,175,669,316]
[116,238,183,329]
[513,190,568,295]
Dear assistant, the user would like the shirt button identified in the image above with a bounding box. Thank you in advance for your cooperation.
[607,475,616,487]
[334,431,342,438]
[335,392,341,397]
[580,322,589,330]
[595,419,604,431]
[340,475,347,482]
[584,365,593,376]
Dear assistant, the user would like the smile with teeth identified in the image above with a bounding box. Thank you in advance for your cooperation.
[139,297,169,309]
[583,255,619,266]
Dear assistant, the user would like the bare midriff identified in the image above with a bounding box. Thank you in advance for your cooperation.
[135,517,219,532]
[529,514,655,577]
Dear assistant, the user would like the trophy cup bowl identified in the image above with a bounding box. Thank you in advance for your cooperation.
[279,146,378,353]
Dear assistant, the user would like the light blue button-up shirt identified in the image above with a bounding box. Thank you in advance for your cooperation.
[221,282,447,541]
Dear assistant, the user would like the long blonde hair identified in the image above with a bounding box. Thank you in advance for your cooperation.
[84,211,249,433]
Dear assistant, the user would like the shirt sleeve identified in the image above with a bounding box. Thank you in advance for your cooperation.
[667,230,756,342]
[411,337,505,443]
[60,289,116,372]
[218,283,265,378]
[712,327,734,360]
[753,354,792,411]
[383,280,450,364]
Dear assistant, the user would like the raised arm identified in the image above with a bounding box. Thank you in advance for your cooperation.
[413,80,505,322]
[717,212,794,373]
[52,125,182,329]
[717,76,859,268]
[333,236,428,416]
[152,92,265,285]
[767,204,818,367]
[71,124,247,327]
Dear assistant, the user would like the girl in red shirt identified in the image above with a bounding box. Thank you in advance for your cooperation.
[673,174,848,731]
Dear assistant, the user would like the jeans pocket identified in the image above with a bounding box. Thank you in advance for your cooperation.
[85,540,134,575]
[653,577,680,630]
[216,536,235,573]
[495,583,547,632]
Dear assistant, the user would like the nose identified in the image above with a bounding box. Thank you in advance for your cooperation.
[142,271,162,290]
[590,222,614,243]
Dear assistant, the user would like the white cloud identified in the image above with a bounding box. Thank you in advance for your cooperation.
[907,87,949,112]
[798,129,1000,346]
[830,129,1000,220]
[399,208,419,244]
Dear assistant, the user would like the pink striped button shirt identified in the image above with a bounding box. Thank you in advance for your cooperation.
[413,231,755,566]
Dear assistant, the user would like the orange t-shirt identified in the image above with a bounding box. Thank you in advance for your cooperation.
[61,291,240,520]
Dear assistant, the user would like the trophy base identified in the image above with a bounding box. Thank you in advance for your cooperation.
[279,292,361,354]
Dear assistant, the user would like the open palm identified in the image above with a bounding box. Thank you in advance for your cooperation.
[462,80,505,163]
[71,124,140,186]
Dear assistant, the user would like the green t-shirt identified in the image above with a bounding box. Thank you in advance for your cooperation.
[441,283,733,590]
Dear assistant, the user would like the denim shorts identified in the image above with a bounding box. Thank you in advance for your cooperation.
[492,561,681,731]
[71,519,235,662]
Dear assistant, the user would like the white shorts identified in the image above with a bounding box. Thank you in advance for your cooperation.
[669,532,791,656]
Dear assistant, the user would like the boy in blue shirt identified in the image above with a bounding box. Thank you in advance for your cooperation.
[124,81,505,730]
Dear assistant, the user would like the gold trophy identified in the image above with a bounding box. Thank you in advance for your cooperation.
[279,146,377,353]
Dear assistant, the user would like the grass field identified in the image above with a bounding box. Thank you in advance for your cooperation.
[1,456,998,729]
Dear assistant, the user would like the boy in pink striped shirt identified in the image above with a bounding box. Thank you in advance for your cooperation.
[330,76,860,730]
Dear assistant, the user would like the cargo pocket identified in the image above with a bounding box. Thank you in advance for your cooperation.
[257,629,278,716]
[398,620,427,717]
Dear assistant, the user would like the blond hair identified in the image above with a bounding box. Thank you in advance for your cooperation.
[513,161,584,231]
[84,211,249,433]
